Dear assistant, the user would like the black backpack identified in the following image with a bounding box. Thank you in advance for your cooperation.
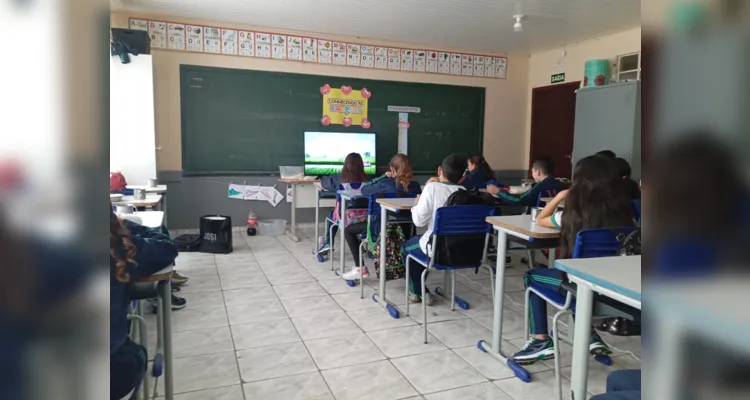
[444,189,496,207]
[173,234,201,252]
[615,229,641,256]
[429,189,495,266]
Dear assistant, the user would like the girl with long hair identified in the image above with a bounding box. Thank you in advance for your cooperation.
[460,154,494,189]
[110,209,177,399]
[512,155,635,365]
[341,153,422,280]
[317,153,370,254]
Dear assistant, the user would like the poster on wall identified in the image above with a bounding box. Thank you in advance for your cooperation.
[485,57,496,78]
[346,44,360,66]
[361,45,374,68]
[288,36,303,61]
[413,50,426,72]
[332,42,347,65]
[303,38,317,62]
[400,49,414,71]
[256,33,271,57]
[473,55,485,77]
[317,39,332,63]
[449,54,462,75]
[238,31,254,57]
[204,27,221,53]
[388,48,401,70]
[271,34,287,59]
[148,21,167,49]
[462,54,474,75]
[496,57,507,78]
[426,51,438,73]
[167,23,185,50]
[438,52,450,74]
[221,29,237,55]
[374,47,388,69]
[186,25,203,52]
[322,87,369,126]
[129,19,148,31]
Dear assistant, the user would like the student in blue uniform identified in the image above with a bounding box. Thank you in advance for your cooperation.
[110,209,178,399]
[614,157,641,200]
[486,158,567,207]
[460,154,494,190]
[341,153,421,279]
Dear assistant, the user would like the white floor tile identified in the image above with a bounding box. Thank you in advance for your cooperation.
[424,382,512,400]
[156,352,240,396]
[391,350,487,394]
[426,319,492,348]
[157,384,244,400]
[366,326,447,358]
[305,332,386,370]
[236,342,318,382]
[321,360,418,400]
[493,370,577,400]
[291,311,362,340]
[222,286,277,307]
[226,300,289,325]
[273,282,328,300]
[230,319,301,350]
[347,308,418,332]
[280,295,343,318]
[242,371,333,400]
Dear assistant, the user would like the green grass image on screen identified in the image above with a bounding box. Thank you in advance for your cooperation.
[305,165,377,175]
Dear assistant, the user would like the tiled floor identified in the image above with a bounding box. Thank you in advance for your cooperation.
[148,227,640,399]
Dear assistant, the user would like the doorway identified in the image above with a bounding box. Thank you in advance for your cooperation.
[529,81,580,178]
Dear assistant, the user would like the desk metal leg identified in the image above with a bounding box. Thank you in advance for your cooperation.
[338,198,347,277]
[570,283,594,400]
[287,184,299,242]
[159,280,174,400]
[162,193,168,228]
[313,192,320,253]
[372,207,400,318]
[477,230,530,382]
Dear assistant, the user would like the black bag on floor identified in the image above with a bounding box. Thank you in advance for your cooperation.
[174,234,201,252]
[198,215,233,254]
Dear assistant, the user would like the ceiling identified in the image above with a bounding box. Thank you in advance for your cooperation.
[111,0,640,54]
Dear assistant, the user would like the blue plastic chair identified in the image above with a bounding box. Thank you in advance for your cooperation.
[525,226,638,399]
[535,189,560,207]
[404,205,495,343]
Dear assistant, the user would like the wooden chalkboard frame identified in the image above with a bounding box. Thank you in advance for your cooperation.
[180,65,485,176]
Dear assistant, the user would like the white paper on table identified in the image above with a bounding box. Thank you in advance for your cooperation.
[228,184,245,199]
[243,185,262,200]
[286,185,293,202]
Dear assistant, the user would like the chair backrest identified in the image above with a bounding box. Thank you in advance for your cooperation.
[431,205,495,267]
[572,227,639,259]
[535,189,559,207]
[365,191,418,246]
[631,199,641,224]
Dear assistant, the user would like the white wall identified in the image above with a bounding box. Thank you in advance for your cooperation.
[109,54,157,185]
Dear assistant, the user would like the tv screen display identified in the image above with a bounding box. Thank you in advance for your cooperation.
[304,131,376,175]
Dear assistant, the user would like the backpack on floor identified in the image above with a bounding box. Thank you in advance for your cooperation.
[617,229,641,256]
[173,234,201,252]
[596,228,642,336]
[372,224,407,281]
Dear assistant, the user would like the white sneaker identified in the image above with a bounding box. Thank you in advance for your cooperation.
[342,266,369,280]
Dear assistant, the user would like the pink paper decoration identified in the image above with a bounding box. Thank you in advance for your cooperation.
[361,88,371,99]
[320,84,331,95]
[321,115,331,126]
[342,117,353,127]
[361,118,371,129]
[341,85,352,95]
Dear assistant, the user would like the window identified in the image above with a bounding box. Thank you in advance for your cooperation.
[617,52,641,82]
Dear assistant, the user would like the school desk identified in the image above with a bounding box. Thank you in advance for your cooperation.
[312,182,337,254]
[373,197,418,318]
[478,215,561,382]
[555,256,641,400]
[127,184,168,224]
[122,210,164,229]
[278,178,322,242]
[112,194,163,209]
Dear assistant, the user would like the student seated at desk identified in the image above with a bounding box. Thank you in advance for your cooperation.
[460,154,494,190]
[341,153,421,280]
[615,157,641,200]
[110,209,178,400]
[317,153,370,255]
[486,158,567,207]
[401,154,466,305]
[513,155,636,364]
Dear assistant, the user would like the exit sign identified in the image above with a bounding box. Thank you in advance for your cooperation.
[551,72,566,84]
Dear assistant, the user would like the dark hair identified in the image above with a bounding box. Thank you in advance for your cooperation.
[468,154,494,180]
[614,157,632,179]
[111,209,136,282]
[532,158,554,176]
[596,150,617,159]
[388,153,414,191]
[559,155,635,258]
[441,154,467,183]
[340,153,368,183]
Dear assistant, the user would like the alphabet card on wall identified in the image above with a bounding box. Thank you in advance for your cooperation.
[186,25,203,52]
[238,31,255,57]
[167,23,186,50]
[204,27,221,53]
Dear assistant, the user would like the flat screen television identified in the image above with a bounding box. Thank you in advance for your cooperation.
[304,131,376,175]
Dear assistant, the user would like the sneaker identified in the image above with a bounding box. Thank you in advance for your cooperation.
[342,266,369,280]
[171,271,189,286]
[171,290,187,310]
[407,291,435,306]
[512,337,555,364]
[589,332,612,355]
[423,292,435,306]
[506,255,512,267]
[317,243,331,254]
[408,292,422,304]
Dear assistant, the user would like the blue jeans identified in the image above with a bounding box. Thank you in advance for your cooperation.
[590,369,641,400]
[524,268,566,335]
[402,235,429,296]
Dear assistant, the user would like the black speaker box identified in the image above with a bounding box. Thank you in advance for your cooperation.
[111,28,151,55]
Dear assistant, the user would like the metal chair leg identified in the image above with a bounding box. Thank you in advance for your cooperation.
[421,267,429,344]
[359,240,368,299]
[450,270,456,311]
[551,309,571,400]
[527,250,536,268]
[405,256,411,316]
[524,288,531,341]
[329,221,336,271]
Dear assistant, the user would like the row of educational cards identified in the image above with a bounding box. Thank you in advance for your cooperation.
[129,19,507,79]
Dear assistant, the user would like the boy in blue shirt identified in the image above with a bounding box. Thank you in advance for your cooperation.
[486,158,567,207]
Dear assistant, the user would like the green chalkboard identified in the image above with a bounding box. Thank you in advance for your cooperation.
[180,65,485,175]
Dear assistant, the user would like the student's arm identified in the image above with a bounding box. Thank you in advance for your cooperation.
[127,235,179,279]
[321,174,341,191]
[360,179,389,196]
[495,185,540,206]
[536,190,568,228]
[410,184,433,228]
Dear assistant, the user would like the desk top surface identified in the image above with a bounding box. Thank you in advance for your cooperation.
[555,256,641,302]
[112,194,163,206]
[127,184,168,193]
[376,197,417,210]
[117,211,164,228]
[279,178,320,184]
[338,189,365,199]
[486,215,560,239]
